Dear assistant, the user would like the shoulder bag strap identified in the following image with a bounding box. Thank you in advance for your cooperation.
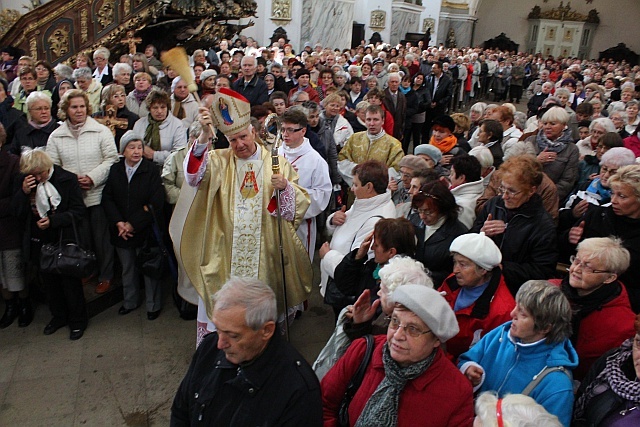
[522,366,570,396]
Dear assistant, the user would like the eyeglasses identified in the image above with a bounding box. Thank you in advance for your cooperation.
[498,185,523,197]
[387,316,433,338]
[417,208,436,216]
[281,127,303,134]
[569,255,611,274]
[600,165,618,176]
[29,106,50,112]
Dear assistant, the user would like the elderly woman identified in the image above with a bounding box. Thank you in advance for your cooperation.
[523,106,579,202]
[429,115,466,167]
[575,130,624,190]
[112,62,133,94]
[101,131,165,320]
[10,91,58,155]
[72,67,102,114]
[468,102,487,139]
[390,155,429,205]
[34,60,56,92]
[576,117,616,158]
[551,237,636,381]
[412,180,468,286]
[563,165,640,312]
[132,89,187,167]
[132,52,157,84]
[573,315,640,426]
[623,100,640,134]
[438,232,515,359]
[92,47,112,86]
[472,155,557,295]
[93,84,138,148]
[322,284,474,426]
[561,146,635,232]
[475,119,503,168]
[0,124,31,329]
[319,160,396,312]
[14,149,87,339]
[474,392,562,427]
[330,218,417,318]
[46,89,119,295]
[320,93,354,151]
[609,109,630,139]
[126,72,154,118]
[459,280,578,426]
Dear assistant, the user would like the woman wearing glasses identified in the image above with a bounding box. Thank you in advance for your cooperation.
[10,91,58,155]
[550,237,635,381]
[459,280,577,427]
[563,164,640,313]
[322,285,474,426]
[411,179,468,287]
[471,155,557,296]
[573,314,640,426]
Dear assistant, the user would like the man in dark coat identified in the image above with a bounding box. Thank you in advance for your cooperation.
[382,72,407,143]
[170,277,322,426]
[423,61,453,143]
[231,56,269,107]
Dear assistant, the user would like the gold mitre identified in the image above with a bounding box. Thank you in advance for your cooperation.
[210,87,252,136]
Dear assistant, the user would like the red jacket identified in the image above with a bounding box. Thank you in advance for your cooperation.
[438,270,515,359]
[380,105,395,136]
[550,278,636,380]
[289,84,320,103]
[623,134,640,157]
[321,335,474,427]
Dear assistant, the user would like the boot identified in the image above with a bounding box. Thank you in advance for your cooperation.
[0,298,18,329]
[18,298,34,327]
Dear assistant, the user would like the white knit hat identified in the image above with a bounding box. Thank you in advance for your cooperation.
[391,285,459,342]
[449,232,502,271]
[200,69,218,83]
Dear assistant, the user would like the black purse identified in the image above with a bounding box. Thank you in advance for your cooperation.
[338,334,375,427]
[40,216,96,278]
[323,277,356,309]
[135,205,176,280]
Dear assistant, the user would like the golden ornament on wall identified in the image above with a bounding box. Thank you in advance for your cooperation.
[370,10,385,30]
[97,0,116,29]
[48,26,70,58]
[81,9,89,43]
[0,9,21,39]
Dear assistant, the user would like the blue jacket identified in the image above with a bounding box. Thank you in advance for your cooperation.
[458,321,578,427]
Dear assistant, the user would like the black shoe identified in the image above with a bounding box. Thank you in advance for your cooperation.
[43,320,66,335]
[0,298,18,329]
[70,329,84,340]
[17,298,33,327]
[147,310,161,320]
[118,305,136,315]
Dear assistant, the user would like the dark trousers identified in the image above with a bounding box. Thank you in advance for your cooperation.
[43,272,87,330]
[403,122,424,154]
[116,246,162,312]
[510,85,524,103]
[86,205,114,281]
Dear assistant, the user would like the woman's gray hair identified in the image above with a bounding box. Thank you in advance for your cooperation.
[93,46,110,60]
[626,99,639,109]
[577,237,630,275]
[25,91,52,109]
[213,277,277,330]
[303,100,320,113]
[468,145,495,169]
[72,67,93,81]
[515,280,572,344]
[113,62,132,76]
[609,110,627,123]
[540,106,570,125]
[554,87,570,99]
[475,392,562,427]
[590,117,616,133]
[355,101,370,113]
[53,64,73,81]
[608,164,640,200]
[288,104,309,117]
[348,65,362,77]
[601,147,636,168]
[513,112,527,131]
[470,102,487,116]
[378,256,432,295]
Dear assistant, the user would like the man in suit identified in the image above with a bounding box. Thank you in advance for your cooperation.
[383,73,407,143]
[423,61,453,144]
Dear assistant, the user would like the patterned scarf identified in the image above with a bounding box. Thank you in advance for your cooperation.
[574,338,640,419]
[133,87,151,105]
[585,177,612,204]
[144,116,162,151]
[430,134,457,154]
[536,127,573,153]
[355,344,435,427]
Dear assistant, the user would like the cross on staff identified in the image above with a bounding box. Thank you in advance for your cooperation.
[120,30,142,54]
[96,105,129,136]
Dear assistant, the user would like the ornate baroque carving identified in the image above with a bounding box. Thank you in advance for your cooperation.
[422,18,435,33]
[124,0,131,14]
[370,10,386,30]
[271,0,291,21]
[80,9,88,43]
[48,26,70,58]
[29,36,37,58]
[0,9,21,39]
[97,0,116,29]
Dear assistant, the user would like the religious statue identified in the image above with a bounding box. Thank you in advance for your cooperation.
[120,30,142,54]
[95,105,129,136]
[446,28,456,48]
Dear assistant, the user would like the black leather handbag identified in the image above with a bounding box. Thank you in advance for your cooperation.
[40,217,96,278]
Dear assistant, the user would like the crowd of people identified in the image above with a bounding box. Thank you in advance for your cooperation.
[2,36,640,426]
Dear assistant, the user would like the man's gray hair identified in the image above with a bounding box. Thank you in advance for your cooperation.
[288,104,309,117]
[72,67,93,81]
[213,277,277,329]
[188,120,203,141]
[53,64,74,81]
[515,280,572,345]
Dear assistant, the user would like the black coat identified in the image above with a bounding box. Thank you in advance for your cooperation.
[334,248,380,300]
[416,216,468,286]
[471,194,558,295]
[0,96,27,152]
[560,205,640,312]
[0,150,22,250]
[13,165,86,256]
[232,74,269,107]
[10,119,59,155]
[101,158,164,248]
[170,332,323,427]
[426,73,453,115]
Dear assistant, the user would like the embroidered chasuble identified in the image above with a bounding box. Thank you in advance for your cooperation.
[171,145,312,319]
